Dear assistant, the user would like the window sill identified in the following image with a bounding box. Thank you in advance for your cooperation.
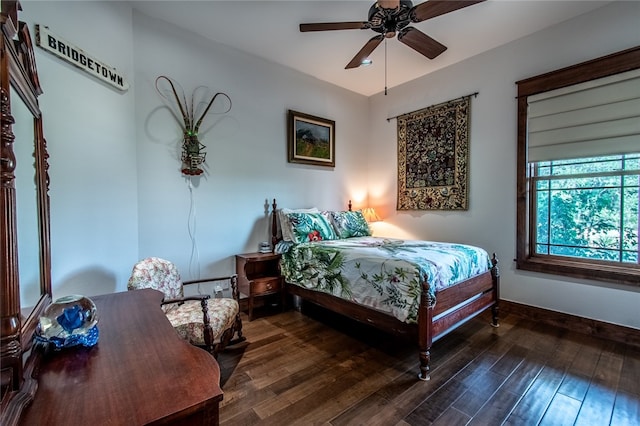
[517,256,640,287]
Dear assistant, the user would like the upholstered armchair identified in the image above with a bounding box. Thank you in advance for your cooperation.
[127,257,244,357]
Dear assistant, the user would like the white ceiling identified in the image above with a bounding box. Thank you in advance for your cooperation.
[130,0,613,97]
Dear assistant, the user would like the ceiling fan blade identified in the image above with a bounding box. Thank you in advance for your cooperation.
[377,0,400,10]
[410,0,486,23]
[345,35,384,69]
[300,22,369,32]
[397,27,447,59]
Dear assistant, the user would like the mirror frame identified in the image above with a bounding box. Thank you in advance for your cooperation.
[1,0,51,417]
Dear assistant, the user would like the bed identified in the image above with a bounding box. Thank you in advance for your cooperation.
[270,199,499,381]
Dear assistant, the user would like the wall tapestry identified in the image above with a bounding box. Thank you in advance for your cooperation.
[397,95,471,210]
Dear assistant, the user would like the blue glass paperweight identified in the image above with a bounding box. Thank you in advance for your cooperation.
[35,294,99,349]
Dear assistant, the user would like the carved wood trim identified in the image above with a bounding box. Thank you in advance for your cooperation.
[1,2,51,423]
[1,14,22,399]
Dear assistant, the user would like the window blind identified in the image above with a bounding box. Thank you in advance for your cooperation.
[527,68,640,162]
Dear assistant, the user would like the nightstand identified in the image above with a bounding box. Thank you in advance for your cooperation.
[235,252,285,321]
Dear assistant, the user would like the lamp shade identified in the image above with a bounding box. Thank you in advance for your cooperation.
[362,207,381,223]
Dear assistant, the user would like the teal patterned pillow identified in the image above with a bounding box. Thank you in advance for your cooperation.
[330,210,371,238]
[286,212,337,243]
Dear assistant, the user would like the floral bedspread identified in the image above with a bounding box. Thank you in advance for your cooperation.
[279,237,491,324]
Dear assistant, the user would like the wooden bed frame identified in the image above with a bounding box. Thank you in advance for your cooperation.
[270,199,500,380]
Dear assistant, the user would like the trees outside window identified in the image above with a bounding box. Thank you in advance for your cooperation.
[533,154,639,263]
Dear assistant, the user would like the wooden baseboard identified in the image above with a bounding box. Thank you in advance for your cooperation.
[499,300,640,350]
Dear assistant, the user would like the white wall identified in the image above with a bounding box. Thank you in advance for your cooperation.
[23,1,139,298]
[131,11,369,284]
[21,1,368,300]
[368,1,640,329]
[19,1,640,329]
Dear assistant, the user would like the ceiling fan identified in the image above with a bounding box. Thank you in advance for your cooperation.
[300,0,486,69]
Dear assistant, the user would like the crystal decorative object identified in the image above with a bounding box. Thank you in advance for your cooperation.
[36,294,99,349]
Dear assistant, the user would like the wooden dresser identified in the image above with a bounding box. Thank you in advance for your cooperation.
[18,289,223,425]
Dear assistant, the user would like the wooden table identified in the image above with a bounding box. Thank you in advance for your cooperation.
[18,289,223,425]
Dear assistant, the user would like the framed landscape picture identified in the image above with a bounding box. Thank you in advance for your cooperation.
[287,110,335,167]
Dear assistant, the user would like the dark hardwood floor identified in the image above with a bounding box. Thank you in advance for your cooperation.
[216,303,640,425]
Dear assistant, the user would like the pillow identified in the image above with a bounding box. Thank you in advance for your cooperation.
[286,212,337,243]
[330,210,371,239]
[278,207,319,242]
[274,239,295,254]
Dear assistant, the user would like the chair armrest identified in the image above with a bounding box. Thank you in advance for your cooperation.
[183,274,240,302]
[182,274,236,286]
[162,294,210,306]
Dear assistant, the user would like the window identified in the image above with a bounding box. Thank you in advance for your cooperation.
[516,47,640,285]
[533,154,639,263]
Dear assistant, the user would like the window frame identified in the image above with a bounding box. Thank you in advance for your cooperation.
[516,46,640,286]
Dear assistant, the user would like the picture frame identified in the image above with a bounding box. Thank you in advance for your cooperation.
[287,110,335,167]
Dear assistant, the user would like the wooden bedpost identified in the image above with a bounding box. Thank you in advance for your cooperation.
[417,281,433,381]
[490,253,500,328]
[271,198,278,251]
